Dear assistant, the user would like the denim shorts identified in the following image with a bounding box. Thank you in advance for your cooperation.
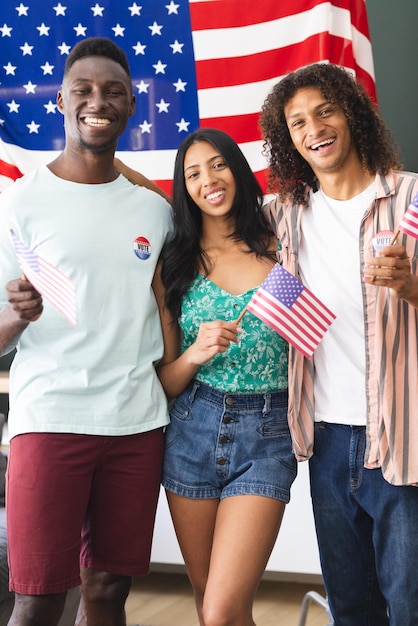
[162,380,297,502]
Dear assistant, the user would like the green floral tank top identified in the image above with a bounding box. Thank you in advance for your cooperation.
[180,274,288,393]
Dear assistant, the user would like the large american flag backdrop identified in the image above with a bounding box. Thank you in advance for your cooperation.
[0,0,376,195]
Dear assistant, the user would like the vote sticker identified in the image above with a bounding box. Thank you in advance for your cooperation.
[134,236,151,260]
[372,230,394,253]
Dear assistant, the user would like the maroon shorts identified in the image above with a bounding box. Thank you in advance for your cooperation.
[6,429,164,594]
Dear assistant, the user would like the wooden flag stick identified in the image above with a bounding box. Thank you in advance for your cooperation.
[390,229,400,245]
[235,307,247,325]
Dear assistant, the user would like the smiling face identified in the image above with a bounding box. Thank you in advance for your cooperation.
[57,55,135,154]
[284,86,359,178]
[183,140,237,222]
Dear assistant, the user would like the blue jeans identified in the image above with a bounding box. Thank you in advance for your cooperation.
[310,422,418,626]
[163,380,296,501]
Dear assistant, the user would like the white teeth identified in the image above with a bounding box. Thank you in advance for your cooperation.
[206,190,224,201]
[84,117,111,126]
[311,139,334,150]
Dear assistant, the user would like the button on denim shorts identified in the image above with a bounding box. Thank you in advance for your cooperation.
[162,380,297,502]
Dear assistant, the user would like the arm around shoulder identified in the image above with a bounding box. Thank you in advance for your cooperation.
[114,158,172,205]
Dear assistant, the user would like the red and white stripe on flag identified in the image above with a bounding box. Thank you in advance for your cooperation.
[190,0,376,190]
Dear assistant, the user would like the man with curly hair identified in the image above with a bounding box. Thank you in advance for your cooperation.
[260,63,418,625]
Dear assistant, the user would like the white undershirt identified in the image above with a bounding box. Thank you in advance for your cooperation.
[299,183,376,425]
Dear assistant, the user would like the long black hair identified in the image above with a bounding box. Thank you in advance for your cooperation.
[161,128,274,319]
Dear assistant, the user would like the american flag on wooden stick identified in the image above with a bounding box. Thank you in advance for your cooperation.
[246,264,336,359]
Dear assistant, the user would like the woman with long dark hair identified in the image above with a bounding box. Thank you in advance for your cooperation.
[152,128,297,626]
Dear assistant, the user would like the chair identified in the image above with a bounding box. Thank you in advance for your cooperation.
[297,590,334,626]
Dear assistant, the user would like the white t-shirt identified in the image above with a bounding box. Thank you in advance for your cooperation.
[298,183,376,425]
[0,165,173,439]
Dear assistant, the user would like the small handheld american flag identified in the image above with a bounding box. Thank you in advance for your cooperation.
[246,264,336,359]
[398,191,418,240]
[9,230,77,327]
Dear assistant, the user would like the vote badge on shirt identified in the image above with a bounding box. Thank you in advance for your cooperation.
[372,230,394,254]
[133,236,151,260]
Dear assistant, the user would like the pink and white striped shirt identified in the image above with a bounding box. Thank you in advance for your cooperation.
[265,171,418,486]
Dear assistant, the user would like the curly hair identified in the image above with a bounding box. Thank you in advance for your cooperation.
[259,63,402,206]
[161,128,275,319]
[64,37,131,80]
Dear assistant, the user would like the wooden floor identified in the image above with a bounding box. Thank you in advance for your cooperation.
[125,572,331,626]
